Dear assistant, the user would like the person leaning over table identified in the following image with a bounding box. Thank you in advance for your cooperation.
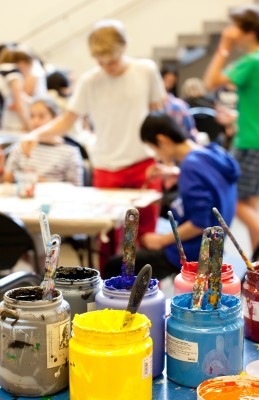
[104,111,240,280]
[20,19,166,269]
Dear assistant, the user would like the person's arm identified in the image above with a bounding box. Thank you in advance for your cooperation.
[21,110,78,156]
[203,26,241,90]
[9,79,31,131]
[141,221,203,250]
[23,74,37,96]
[149,101,164,111]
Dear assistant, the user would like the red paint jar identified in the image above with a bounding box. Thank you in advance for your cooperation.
[174,262,241,297]
[241,263,259,342]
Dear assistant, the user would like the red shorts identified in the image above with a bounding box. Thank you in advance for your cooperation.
[93,158,161,237]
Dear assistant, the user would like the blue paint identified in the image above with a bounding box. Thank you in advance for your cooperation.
[104,275,157,290]
[166,293,244,388]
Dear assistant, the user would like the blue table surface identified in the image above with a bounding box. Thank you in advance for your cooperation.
[0,338,258,400]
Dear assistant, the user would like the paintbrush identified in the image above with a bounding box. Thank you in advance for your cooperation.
[208,226,224,309]
[167,210,187,266]
[39,212,51,254]
[121,264,152,330]
[41,234,61,300]
[212,207,254,271]
[192,228,211,310]
[121,208,139,277]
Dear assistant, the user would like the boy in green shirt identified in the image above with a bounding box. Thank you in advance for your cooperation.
[204,4,259,261]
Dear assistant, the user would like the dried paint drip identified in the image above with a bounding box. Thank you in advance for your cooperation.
[167,210,187,265]
[208,226,224,309]
[41,234,61,300]
[192,228,211,309]
[213,207,254,271]
[121,208,139,277]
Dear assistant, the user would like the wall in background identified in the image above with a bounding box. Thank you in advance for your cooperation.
[2,0,249,77]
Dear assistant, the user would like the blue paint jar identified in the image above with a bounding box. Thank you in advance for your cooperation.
[166,293,244,388]
[95,276,166,378]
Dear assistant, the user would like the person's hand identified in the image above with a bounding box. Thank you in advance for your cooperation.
[146,163,180,190]
[140,232,168,250]
[215,104,238,126]
[20,133,38,157]
[220,25,243,51]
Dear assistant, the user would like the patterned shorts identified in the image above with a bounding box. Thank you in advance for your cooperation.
[233,148,259,200]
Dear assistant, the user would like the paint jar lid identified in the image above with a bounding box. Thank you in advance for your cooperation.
[197,375,259,399]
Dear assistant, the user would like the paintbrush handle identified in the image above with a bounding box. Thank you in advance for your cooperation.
[208,226,224,309]
[121,264,152,329]
[122,208,139,277]
[39,212,51,253]
[192,228,211,309]
[212,207,254,271]
[168,210,187,265]
[41,234,61,300]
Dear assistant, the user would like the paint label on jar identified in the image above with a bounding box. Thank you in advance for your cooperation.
[242,296,259,321]
[142,354,152,379]
[46,317,70,369]
[87,302,96,312]
[167,333,198,363]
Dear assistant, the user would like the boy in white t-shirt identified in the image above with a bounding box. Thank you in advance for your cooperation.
[21,19,166,271]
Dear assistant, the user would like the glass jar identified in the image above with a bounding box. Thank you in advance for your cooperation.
[95,277,165,378]
[69,309,152,400]
[0,286,70,397]
[174,262,241,297]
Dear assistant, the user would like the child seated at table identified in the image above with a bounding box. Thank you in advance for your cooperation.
[3,97,84,186]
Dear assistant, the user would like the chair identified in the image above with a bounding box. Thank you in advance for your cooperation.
[0,212,41,275]
[189,106,225,143]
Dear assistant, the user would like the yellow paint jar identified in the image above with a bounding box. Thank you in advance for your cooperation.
[69,309,152,400]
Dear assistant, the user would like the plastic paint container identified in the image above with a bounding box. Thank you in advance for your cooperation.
[166,293,244,388]
[197,375,259,399]
[69,309,152,400]
[174,262,241,297]
[55,266,101,321]
[242,263,259,341]
[0,286,70,397]
[95,276,165,377]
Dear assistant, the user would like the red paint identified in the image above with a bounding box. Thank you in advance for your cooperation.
[174,262,241,296]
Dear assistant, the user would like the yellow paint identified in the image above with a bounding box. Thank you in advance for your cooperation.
[69,309,152,400]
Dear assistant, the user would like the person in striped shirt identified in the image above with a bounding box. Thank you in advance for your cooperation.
[3,97,84,186]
